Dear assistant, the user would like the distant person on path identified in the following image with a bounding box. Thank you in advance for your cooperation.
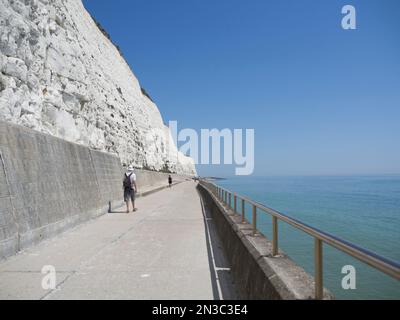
[168,175,172,188]
[123,165,138,213]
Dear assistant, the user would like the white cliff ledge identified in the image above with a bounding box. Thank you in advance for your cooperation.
[0,0,196,175]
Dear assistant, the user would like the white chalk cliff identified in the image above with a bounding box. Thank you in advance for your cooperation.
[0,0,196,175]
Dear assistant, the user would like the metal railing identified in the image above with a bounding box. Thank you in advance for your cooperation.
[199,180,400,300]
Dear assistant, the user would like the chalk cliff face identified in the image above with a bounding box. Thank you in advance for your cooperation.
[0,0,196,175]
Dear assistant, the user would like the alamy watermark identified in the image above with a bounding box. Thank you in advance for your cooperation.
[41,265,56,290]
[342,5,357,30]
[341,265,357,290]
[143,121,255,176]
[169,121,255,176]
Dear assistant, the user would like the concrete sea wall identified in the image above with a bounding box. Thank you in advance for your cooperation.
[197,182,333,300]
[0,120,187,260]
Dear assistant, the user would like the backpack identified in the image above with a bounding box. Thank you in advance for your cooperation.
[123,172,133,189]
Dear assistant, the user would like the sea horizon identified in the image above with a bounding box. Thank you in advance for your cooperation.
[211,173,400,179]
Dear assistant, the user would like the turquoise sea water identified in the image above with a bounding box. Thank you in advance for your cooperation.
[216,175,400,299]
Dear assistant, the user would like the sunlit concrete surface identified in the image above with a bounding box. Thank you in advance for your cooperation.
[0,181,237,300]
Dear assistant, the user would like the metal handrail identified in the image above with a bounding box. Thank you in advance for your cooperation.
[199,180,400,300]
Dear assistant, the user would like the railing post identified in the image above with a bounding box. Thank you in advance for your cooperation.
[315,238,323,300]
[241,199,245,223]
[252,205,257,236]
[228,192,231,208]
[233,193,237,214]
[272,216,278,256]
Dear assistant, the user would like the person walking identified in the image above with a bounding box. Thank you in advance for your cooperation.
[123,165,138,213]
[168,175,172,188]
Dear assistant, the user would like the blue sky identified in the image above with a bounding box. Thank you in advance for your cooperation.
[83,0,400,177]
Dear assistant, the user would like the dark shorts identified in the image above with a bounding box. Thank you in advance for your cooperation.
[124,188,135,202]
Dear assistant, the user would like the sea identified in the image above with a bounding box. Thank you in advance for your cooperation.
[215,175,400,300]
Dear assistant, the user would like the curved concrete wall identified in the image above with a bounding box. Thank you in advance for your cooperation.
[0,120,188,260]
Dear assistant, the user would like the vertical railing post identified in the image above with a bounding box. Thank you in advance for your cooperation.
[241,199,245,223]
[272,216,278,256]
[234,193,237,214]
[315,238,323,300]
[228,192,231,208]
[252,205,257,236]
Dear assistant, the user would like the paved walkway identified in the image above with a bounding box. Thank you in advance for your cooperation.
[0,181,237,300]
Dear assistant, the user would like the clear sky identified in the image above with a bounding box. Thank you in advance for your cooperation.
[83,0,400,177]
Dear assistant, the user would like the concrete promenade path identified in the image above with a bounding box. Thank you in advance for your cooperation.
[0,181,237,300]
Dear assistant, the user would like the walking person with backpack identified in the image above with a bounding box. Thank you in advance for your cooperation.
[123,165,138,213]
[168,175,172,188]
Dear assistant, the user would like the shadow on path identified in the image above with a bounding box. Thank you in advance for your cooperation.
[197,187,239,300]
[108,209,127,214]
